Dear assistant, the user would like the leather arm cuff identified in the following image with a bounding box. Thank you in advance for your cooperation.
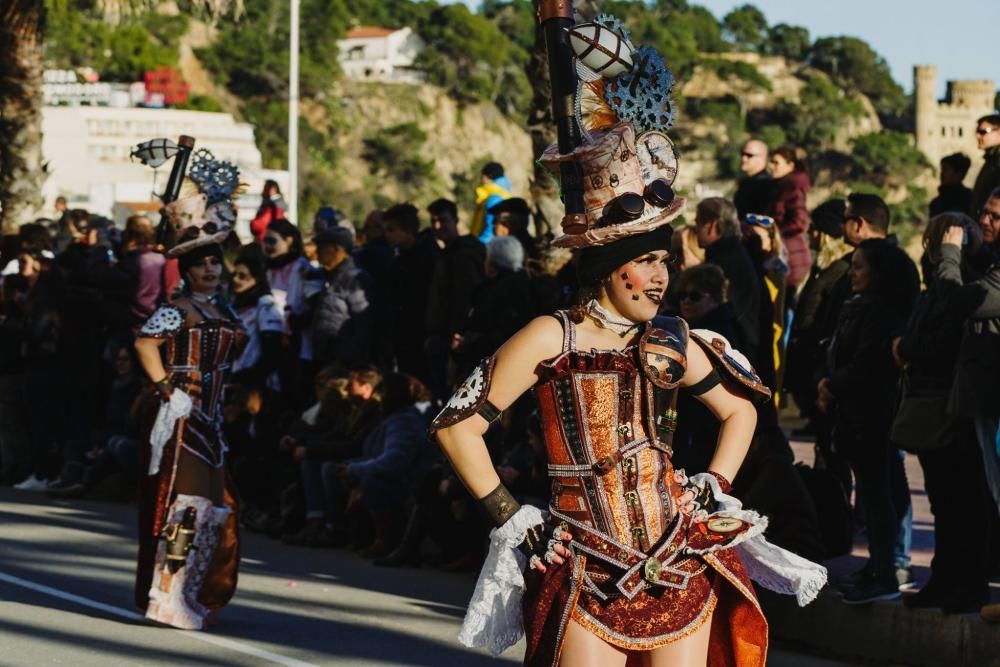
[480,482,521,527]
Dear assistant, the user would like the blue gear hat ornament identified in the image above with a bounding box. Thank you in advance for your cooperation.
[187,148,241,207]
[604,45,677,133]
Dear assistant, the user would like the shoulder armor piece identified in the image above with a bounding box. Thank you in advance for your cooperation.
[139,304,185,338]
[640,317,688,389]
[689,329,771,404]
[429,356,500,435]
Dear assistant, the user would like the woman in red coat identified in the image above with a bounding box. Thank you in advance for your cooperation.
[768,146,812,289]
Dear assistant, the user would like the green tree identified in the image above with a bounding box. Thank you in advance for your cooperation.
[849,131,930,188]
[769,75,863,153]
[362,123,436,191]
[722,4,768,52]
[764,23,810,60]
[482,0,535,54]
[809,36,906,120]
[415,4,530,115]
[45,6,189,81]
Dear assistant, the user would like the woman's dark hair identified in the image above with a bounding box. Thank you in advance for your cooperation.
[177,243,225,293]
[772,145,805,172]
[266,218,303,258]
[675,264,727,304]
[263,179,281,195]
[18,223,52,251]
[381,372,432,414]
[855,238,919,310]
[232,245,272,309]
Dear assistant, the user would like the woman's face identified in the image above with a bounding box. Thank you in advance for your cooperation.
[187,255,223,294]
[768,154,794,179]
[604,250,670,322]
[231,262,257,294]
[262,230,291,258]
[677,286,719,322]
[850,249,872,293]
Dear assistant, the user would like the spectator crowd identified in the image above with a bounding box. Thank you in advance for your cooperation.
[2,116,1000,619]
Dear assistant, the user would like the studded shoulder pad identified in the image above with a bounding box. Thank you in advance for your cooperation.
[689,329,771,404]
[139,304,186,339]
[639,317,688,389]
[429,356,499,435]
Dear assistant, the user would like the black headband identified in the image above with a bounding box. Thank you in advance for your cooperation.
[576,226,674,287]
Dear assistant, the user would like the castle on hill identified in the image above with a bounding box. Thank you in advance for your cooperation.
[914,65,996,182]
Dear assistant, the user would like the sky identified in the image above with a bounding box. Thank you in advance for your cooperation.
[448,0,999,99]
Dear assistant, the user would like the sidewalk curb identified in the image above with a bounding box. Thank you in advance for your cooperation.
[762,589,1000,667]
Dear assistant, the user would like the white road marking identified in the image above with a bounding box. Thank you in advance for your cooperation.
[0,570,319,667]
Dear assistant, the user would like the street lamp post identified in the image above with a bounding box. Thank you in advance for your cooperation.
[288,0,300,225]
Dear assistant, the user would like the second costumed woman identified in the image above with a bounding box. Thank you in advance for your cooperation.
[133,151,247,630]
[433,13,826,667]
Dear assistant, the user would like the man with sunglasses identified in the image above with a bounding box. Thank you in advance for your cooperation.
[971,114,1000,219]
[734,139,774,223]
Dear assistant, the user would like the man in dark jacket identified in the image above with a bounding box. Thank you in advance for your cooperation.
[816,193,893,344]
[353,210,394,372]
[941,189,1000,505]
[694,197,761,359]
[424,198,485,398]
[930,153,973,217]
[971,114,1000,218]
[734,139,774,221]
[384,204,440,384]
[938,198,1000,622]
[308,227,373,368]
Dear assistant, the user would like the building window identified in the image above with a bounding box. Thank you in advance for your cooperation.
[959,127,964,137]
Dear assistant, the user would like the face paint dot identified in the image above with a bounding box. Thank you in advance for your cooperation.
[621,273,629,280]
[632,294,641,301]
[625,283,633,290]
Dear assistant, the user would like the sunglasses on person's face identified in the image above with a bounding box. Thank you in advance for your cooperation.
[677,291,706,303]
[976,126,997,136]
[741,152,758,158]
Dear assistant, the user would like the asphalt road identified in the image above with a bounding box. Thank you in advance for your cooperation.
[0,488,862,666]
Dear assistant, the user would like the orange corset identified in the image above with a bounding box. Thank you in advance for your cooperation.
[535,345,683,553]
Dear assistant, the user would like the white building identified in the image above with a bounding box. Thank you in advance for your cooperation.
[41,105,287,235]
[337,26,425,84]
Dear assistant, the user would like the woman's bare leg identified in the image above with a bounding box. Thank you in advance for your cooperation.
[645,609,713,667]
[558,620,629,667]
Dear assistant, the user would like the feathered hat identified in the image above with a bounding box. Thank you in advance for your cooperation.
[544,14,684,249]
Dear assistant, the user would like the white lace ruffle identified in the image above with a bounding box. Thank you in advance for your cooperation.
[149,390,193,475]
[689,472,827,606]
[457,505,546,656]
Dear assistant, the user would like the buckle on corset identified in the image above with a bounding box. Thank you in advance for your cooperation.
[592,454,619,476]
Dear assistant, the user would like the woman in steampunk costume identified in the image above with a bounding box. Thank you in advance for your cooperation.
[131,145,246,630]
[433,13,825,667]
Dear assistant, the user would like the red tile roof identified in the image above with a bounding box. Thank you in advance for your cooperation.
[345,27,396,39]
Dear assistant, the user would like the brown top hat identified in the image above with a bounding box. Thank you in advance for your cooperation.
[541,123,684,249]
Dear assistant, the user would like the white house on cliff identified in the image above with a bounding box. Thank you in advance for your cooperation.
[337,26,425,84]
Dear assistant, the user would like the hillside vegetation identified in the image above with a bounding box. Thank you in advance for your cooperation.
[43,0,934,227]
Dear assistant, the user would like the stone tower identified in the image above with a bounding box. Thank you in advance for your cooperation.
[913,65,997,182]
